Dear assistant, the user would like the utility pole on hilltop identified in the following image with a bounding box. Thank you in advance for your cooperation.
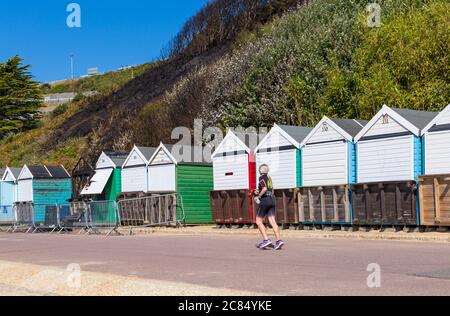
[70,54,74,80]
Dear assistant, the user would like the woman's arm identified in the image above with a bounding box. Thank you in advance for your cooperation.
[258,187,268,199]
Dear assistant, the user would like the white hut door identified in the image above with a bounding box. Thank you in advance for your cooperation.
[256,150,297,189]
[147,164,176,192]
[358,135,413,183]
[213,154,249,191]
[18,180,33,202]
[425,131,450,175]
[122,167,147,193]
[303,142,347,187]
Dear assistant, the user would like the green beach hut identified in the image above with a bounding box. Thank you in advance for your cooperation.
[147,143,213,224]
[81,151,128,201]
[81,151,128,224]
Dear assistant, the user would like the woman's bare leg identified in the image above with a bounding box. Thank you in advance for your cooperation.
[268,216,281,241]
[256,217,269,240]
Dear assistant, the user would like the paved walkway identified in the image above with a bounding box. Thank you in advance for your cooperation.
[0,232,449,296]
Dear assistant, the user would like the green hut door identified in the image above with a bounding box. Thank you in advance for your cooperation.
[176,165,213,224]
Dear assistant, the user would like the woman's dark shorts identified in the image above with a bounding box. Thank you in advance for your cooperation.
[256,196,276,218]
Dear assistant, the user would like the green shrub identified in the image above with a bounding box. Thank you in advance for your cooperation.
[219,0,449,128]
[52,103,69,117]
[353,0,450,118]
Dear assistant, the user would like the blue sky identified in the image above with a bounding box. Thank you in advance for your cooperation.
[1,0,209,82]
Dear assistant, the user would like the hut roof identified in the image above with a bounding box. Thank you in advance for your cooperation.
[26,165,70,179]
[136,146,158,161]
[234,132,260,152]
[103,151,129,167]
[392,108,439,130]
[330,119,368,138]
[277,125,314,144]
[46,166,71,178]
[9,167,22,179]
[164,144,212,165]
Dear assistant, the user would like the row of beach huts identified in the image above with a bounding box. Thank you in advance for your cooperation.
[1,104,450,232]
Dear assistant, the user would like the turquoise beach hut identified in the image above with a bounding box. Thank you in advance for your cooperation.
[17,165,72,223]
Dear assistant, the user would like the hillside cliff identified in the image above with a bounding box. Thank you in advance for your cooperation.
[0,0,448,169]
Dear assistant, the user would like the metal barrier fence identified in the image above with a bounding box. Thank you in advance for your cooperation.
[86,200,119,236]
[5,197,183,236]
[12,203,34,233]
[57,201,89,233]
[7,201,111,235]
[117,194,185,233]
[32,203,60,233]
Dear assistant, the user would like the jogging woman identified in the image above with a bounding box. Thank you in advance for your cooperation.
[254,164,284,250]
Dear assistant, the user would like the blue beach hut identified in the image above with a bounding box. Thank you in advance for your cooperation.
[0,167,21,223]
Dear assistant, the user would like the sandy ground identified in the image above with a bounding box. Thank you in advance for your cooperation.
[0,260,264,296]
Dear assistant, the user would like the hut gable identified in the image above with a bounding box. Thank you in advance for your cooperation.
[433,104,450,127]
[422,104,450,134]
[2,167,21,182]
[18,165,36,180]
[365,114,408,138]
[149,144,176,166]
[96,152,115,169]
[309,122,343,144]
[212,131,251,158]
[123,146,157,168]
[301,117,366,147]
[96,152,128,169]
[256,124,312,152]
[356,105,438,141]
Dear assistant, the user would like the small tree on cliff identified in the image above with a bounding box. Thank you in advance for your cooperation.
[0,55,42,138]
